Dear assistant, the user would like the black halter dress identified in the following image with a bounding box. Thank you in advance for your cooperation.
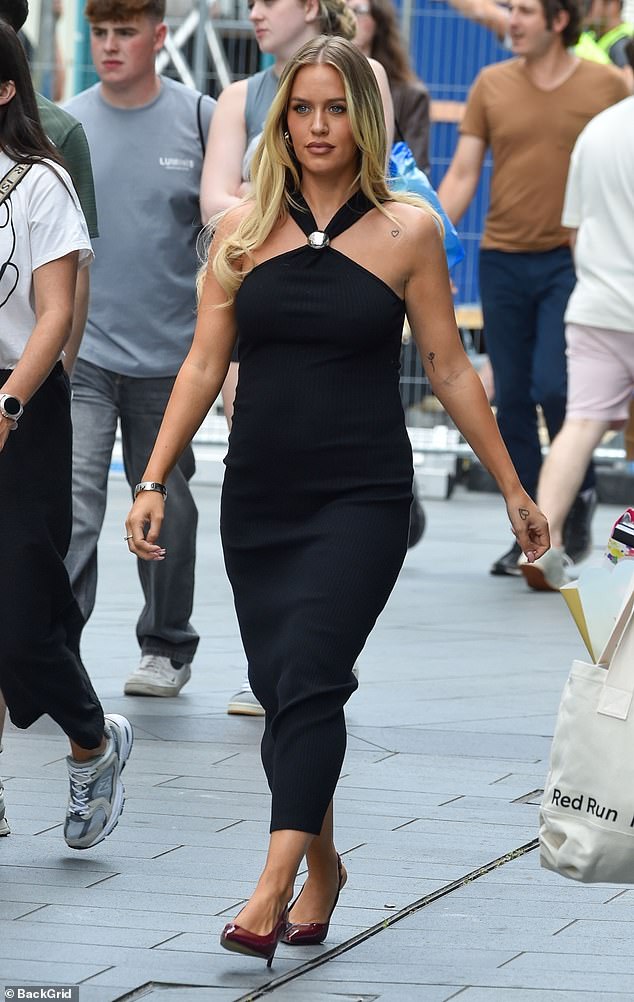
[221,191,413,834]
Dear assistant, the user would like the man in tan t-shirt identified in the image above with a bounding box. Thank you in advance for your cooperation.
[439,0,628,577]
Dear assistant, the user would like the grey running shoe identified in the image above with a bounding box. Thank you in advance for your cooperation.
[227,673,265,716]
[64,713,133,850]
[124,654,191,697]
[0,777,9,837]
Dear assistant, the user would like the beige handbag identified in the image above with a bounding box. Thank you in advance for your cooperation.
[540,584,634,883]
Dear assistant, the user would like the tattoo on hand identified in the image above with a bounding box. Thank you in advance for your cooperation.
[427,352,436,372]
[519,507,529,520]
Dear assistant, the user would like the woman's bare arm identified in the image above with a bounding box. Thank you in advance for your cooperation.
[368,57,395,150]
[403,211,549,559]
[200,79,249,223]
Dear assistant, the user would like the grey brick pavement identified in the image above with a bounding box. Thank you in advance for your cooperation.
[1,479,632,1001]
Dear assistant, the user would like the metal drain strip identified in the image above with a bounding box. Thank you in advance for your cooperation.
[111,838,538,1002]
[233,837,539,1001]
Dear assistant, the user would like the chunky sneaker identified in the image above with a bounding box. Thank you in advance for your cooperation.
[64,714,133,850]
[520,548,574,592]
[227,673,265,716]
[124,654,191,697]
[0,778,9,837]
[563,488,597,565]
[490,540,523,577]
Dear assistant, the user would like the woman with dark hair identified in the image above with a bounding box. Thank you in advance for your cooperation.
[127,35,548,965]
[0,19,133,850]
[349,0,431,172]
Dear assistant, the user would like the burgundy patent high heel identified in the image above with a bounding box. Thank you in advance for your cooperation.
[282,853,346,946]
[220,907,288,967]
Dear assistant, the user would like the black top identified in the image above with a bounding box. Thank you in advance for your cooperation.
[227,190,412,498]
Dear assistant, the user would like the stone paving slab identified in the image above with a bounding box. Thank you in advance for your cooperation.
[452,993,632,1002]
[0,481,631,1001]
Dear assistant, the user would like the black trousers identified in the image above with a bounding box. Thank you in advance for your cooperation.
[0,364,104,748]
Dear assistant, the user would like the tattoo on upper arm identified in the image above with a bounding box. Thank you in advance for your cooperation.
[519,508,529,520]
[427,352,436,372]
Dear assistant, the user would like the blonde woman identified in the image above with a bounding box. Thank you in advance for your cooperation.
[200,0,394,221]
[126,36,548,965]
[201,0,395,717]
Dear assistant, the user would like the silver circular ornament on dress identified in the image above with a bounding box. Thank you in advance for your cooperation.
[307,231,330,250]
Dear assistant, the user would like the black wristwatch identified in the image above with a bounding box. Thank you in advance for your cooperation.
[0,393,23,426]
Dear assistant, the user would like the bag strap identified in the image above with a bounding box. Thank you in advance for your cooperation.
[196,94,206,156]
[0,163,33,207]
[598,584,634,719]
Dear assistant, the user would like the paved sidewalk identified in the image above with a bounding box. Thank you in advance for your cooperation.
[1,480,632,1002]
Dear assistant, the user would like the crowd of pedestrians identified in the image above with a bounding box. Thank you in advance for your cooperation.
[438,0,628,578]
[0,0,632,962]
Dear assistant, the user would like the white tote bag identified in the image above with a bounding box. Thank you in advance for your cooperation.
[540,589,634,883]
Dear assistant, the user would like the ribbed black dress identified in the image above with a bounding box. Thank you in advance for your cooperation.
[221,192,413,834]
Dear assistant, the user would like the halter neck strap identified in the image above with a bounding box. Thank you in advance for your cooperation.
[288,190,376,244]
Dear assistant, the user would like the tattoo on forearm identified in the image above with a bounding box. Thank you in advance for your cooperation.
[427,352,436,372]
[519,508,529,520]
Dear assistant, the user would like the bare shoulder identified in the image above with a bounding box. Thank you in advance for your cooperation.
[367,56,388,82]
[381,200,443,247]
[213,199,253,239]
[215,77,248,114]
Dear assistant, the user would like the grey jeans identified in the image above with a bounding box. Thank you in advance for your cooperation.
[65,358,199,664]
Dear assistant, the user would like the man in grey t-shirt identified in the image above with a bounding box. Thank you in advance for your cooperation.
[64,0,214,697]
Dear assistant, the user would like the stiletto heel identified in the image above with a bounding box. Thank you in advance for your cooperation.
[283,853,346,945]
[220,907,288,965]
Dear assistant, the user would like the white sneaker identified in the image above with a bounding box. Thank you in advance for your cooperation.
[0,742,9,836]
[124,655,191,697]
[0,778,9,836]
[520,548,573,592]
[227,674,265,716]
[227,662,360,716]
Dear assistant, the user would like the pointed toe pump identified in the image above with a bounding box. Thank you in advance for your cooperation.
[220,908,288,967]
[283,854,347,946]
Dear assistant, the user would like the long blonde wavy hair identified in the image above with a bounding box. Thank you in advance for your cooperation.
[205,36,441,306]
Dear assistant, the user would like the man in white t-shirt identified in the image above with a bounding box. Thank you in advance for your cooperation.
[521,40,634,591]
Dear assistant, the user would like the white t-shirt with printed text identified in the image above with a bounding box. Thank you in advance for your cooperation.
[0,152,93,369]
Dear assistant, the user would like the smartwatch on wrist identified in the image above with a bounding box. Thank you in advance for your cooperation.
[0,394,23,428]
